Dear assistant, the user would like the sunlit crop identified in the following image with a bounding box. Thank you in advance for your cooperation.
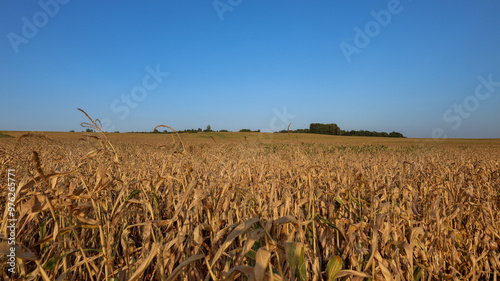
[0,112,499,280]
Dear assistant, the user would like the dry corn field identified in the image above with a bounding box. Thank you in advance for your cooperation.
[0,119,499,280]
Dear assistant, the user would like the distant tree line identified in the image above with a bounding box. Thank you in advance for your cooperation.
[278,123,405,138]
[127,124,262,134]
[73,122,403,137]
[150,128,203,134]
[341,130,404,138]
[152,125,260,133]
[310,123,341,135]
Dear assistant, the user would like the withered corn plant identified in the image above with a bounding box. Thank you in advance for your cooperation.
[0,109,498,280]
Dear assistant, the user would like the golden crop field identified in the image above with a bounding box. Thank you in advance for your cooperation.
[0,119,499,280]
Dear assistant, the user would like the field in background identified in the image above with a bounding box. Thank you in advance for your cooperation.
[0,130,499,280]
[3,130,500,146]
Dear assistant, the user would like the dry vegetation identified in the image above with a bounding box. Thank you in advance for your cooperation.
[0,114,499,280]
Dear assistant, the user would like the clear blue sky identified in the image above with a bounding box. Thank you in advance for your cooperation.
[1,0,499,138]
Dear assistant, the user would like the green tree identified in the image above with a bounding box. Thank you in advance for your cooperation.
[309,123,341,135]
[389,131,404,138]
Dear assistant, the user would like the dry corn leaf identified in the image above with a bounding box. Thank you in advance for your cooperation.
[254,247,271,281]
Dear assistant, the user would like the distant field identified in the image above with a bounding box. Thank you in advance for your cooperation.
[2,130,500,146]
[0,132,14,138]
[0,130,499,280]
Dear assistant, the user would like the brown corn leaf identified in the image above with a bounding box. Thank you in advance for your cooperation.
[128,243,160,281]
[211,217,260,268]
[165,254,205,281]
[254,247,271,281]
[335,270,371,278]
